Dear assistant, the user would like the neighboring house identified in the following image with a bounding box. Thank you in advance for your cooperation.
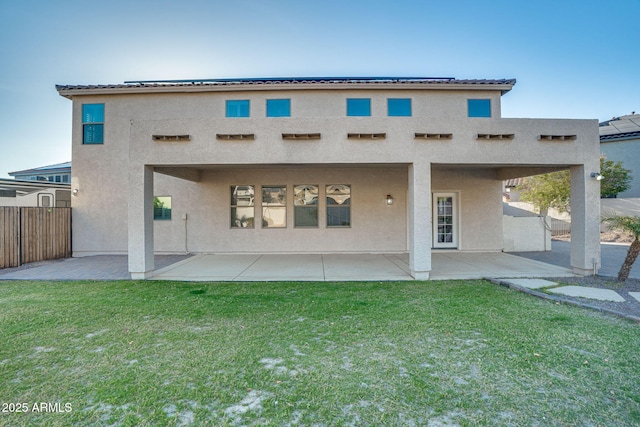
[56,77,601,279]
[9,161,72,183]
[0,178,71,207]
[599,113,640,198]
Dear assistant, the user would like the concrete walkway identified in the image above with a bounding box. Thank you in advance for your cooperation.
[151,253,413,281]
[151,252,575,282]
[151,252,577,281]
[0,251,574,282]
[500,278,631,302]
[0,255,190,281]
[430,251,574,280]
[511,240,640,304]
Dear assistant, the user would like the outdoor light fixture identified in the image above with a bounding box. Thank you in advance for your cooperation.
[72,188,79,196]
[590,172,604,181]
[386,194,394,205]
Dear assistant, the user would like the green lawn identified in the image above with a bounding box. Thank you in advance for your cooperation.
[1,280,639,426]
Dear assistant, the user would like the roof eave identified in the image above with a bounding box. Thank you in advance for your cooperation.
[56,79,516,98]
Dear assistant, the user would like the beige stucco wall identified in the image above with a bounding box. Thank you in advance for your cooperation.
[153,166,407,254]
[600,139,640,198]
[151,166,511,254]
[503,216,551,252]
[66,84,600,276]
[432,167,504,251]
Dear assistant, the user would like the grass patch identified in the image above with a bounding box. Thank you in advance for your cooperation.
[1,280,639,426]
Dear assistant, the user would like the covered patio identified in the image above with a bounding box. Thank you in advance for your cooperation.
[149,252,575,282]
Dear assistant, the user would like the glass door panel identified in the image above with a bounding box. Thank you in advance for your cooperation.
[433,193,457,248]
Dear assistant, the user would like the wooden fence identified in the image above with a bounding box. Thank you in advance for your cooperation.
[0,207,71,268]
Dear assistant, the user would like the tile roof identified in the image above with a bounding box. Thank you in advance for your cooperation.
[600,131,640,142]
[56,77,516,97]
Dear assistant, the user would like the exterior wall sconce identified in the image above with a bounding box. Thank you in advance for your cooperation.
[386,194,394,205]
[590,172,603,181]
[72,188,79,196]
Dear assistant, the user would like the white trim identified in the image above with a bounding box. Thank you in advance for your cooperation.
[432,192,459,249]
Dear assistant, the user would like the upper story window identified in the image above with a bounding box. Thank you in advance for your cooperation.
[226,100,250,118]
[467,99,491,118]
[387,98,412,117]
[266,99,291,117]
[346,98,371,117]
[82,104,104,144]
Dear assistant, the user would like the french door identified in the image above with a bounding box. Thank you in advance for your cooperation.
[432,193,458,249]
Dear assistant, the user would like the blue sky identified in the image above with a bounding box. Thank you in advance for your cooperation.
[1,0,638,177]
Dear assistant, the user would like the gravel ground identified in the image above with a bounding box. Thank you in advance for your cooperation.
[542,275,640,320]
[542,233,640,320]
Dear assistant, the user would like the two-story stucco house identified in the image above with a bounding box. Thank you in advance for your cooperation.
[56,77,601,279]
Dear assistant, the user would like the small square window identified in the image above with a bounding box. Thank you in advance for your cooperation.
[226,100,250,118]
[82,103,104,144]
[154,196,172,220]
[266,99,291,117]
[387,98,411,116]
[347,98,371,116]
[468,99,491,118]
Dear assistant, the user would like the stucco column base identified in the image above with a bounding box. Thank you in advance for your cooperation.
[412,271,431,280]
[128,165,155,276]
[572,267,594,277]
[131,271,154,280]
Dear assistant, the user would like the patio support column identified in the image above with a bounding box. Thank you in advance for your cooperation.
[408,162,432,279]
[128,165,154,279]
[570,164,601,275]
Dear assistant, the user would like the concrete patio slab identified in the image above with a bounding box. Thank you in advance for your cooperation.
[548,286,626,302]
[430,252,575,280]
[151,254,263,281]
[322,254,412,281]
[502,279,558,289]
[0,255,190,281]
[149,252,574,282]
[629,292,640,303]
[151,253,415,281]
[234,254,325,281]
[1,251,576,282]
